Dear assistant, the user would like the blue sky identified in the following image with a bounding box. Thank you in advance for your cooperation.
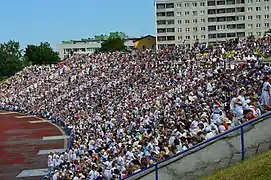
[0,0,155,49]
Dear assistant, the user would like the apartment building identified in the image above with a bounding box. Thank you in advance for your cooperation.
[155,0,271,48]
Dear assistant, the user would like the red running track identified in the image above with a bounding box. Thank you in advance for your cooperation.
[0,112,65,180]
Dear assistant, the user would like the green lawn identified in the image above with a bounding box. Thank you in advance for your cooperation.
[202,150,271,180]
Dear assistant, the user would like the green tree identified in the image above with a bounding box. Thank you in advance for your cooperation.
[24,42,60,65]
[99,37,126,52]
[0,40,24,81]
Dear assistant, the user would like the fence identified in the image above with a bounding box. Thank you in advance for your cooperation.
[123,111,271,180]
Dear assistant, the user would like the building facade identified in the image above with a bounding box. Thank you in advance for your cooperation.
[155,0,271,48]
[56,32,134,59]
[134,35,156,50]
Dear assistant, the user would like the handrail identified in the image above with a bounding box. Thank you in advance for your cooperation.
[123,111,271,180]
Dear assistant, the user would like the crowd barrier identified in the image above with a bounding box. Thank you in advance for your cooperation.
[123,111,271,180]
[0,105,73,180]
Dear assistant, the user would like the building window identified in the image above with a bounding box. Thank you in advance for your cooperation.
[176,3,182,8]
[201,18,206,23]
[236,16,245,20]
[256,15,261,19]
[167,28,175,32]
[167,36,175,41]
[217,33,227,38]
[248,16,253,20]
[184,3,189,7]
[208,9,216,14]
[200,2,205,6]
[217,25,226,30]
[178,36,182,40]
[237,24,245,29]
[201,27,206,31]
[193,19,198,23]
[157,12,165,17]
[167,20,174,24]
[247,0,252,2]
[185,20,190,23]
[193,35,198,40]
[236,7,245,12]
[248,32,253,36]
[265,23,270,27]
[227,24,236,29]
[248,24,253,28]
[227,8,235,13]
[256,23,261,28]
[200,10,205,15]
[166,3,174,8]
[227,33,236,37]
[177,28,182,32]
[156,4,165,9]
[256,0,260,2]
[177,20,182,24]
[192,2,197,7]
[256,7,261,11]
[208,34,216,39]
[208,1,216,6]
[217,9,226,14]
[185,36,190,40]
[256,32,261,36]
[185,11,190,15]
[185,28,190,32]
[208,17,216,22]
[236,0,245,3]
[208,25,217,31]
[193,27,198,31]
[166,12,174,17]
[157,36,166,41]
[192,11,198,16]
[157,20,166,25]
[157,28,166,33]
[265,14,270,19]
[217,17,226,22]
[265,6,269,11]
[201,35,206,39]
[247,7,253,12]
[217,0,226,5]
[177,12,181,16]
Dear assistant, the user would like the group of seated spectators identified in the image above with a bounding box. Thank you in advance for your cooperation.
[0,35,271,180]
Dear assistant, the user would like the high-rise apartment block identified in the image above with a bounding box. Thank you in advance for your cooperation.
[155,0,271,48]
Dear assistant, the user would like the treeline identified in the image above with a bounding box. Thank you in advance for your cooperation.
[0,41,59,81]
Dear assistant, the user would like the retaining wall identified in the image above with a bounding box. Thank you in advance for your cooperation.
[129,115,271,180]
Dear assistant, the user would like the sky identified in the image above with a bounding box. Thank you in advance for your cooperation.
[0,0,155,49]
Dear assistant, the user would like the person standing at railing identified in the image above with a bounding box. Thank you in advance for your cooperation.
[261,76,271,111]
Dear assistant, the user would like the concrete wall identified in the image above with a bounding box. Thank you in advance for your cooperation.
[129,114,271,180]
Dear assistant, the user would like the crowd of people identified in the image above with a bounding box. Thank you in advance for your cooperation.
[0,35,271,180]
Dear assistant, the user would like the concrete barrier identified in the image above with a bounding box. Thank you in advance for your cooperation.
[128,114,271,180]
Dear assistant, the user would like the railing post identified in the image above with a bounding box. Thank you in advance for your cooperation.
[241,126,245,160]
[155,163,158,180]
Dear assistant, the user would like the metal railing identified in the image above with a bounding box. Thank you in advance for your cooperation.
[123,111,271,180]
